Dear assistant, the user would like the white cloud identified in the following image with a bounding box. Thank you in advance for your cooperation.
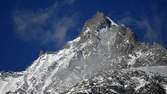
[13,1,79,48]
[140,18,162,42]
[118,15,162,43]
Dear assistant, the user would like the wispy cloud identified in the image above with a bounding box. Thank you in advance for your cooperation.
[141,17,162,42]
[13,0,79,48]
[118,14,163,43]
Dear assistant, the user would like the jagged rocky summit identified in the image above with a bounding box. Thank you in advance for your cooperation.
[1,12,167,94]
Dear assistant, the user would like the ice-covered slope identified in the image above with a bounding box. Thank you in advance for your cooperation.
[0,72,24,94]
[0,12,167,94]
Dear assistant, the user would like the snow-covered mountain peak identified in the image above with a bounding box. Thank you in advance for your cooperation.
[83,11,118,32]
[79,12,136,50]
[0,12,167,94]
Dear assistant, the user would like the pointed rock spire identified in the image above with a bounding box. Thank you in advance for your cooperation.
[83,11,118,31]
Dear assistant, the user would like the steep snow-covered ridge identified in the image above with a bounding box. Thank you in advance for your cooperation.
[0,12,167,94]
[0,72,24,94]
[106,16,118,26]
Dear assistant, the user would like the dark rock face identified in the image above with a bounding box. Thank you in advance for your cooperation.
[137,82,166,94]
[66,70,167,94]
[84,12,110,30]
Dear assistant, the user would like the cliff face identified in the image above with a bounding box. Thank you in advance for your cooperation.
[0,12,167,94]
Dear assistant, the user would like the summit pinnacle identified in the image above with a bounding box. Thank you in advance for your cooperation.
[84,11,118,31]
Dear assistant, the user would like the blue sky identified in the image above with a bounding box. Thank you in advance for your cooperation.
[0,0,167,71]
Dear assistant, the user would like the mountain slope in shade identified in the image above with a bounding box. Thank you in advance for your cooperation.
[0,12,167,94]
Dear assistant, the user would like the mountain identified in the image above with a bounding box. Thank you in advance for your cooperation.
[0,12,167,94]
